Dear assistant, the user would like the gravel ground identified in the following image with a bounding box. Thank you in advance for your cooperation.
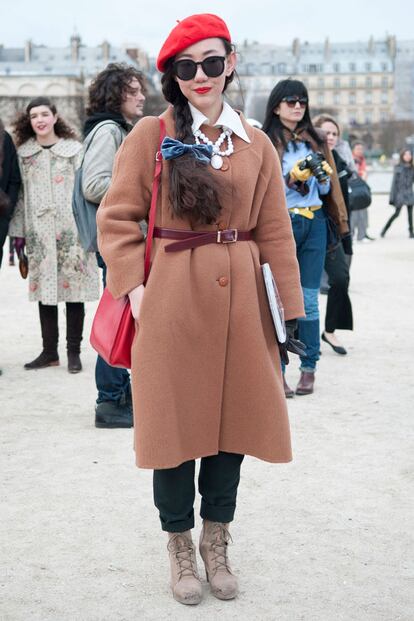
[1,194,413,621]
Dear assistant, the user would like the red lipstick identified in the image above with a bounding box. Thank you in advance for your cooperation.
[194,87,211,94]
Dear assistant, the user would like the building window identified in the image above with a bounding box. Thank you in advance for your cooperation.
[365,77,372,88]
[334,77,341,88]
[381,90,388,103]
[365,62,372,72]
[278,63,286,74]
[380,110,388,121]
[382,62,388,71]
[334,92,340,105]
[349,62,356,72]
[350,77,357,88]
[304,63,323,73]
[364,110,373,124]
[382,76,389,88]
[317,92,324,105]
[365,91,372,104]
[318,77,324,88]
[333,62,340,72]
[349,110,358,125]
[349,92,356,105]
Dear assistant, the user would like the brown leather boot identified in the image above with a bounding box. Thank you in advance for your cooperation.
[283,375,294,398]
[167,531,202,605]
[296,371,315,395]
[199,520,238,600]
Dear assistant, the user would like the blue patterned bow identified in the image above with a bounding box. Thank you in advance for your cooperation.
[161,137,212,164]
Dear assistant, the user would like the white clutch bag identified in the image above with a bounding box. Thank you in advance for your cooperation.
[261,263,287,344]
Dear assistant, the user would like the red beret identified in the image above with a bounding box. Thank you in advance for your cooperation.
[157,13,231,72]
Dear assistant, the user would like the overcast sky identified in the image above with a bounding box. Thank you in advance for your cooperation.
[1,0,412,56]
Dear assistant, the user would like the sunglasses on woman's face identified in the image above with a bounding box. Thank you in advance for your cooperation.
[282,96,308,108]
[173,56,226,81]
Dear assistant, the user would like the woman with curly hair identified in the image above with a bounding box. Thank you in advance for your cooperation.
[97,14,304,605]
[9,97,99,372]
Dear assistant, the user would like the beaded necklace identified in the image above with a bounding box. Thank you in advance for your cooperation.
[193,127,234,170]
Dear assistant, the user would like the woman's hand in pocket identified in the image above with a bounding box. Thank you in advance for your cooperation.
[128,284,145,320]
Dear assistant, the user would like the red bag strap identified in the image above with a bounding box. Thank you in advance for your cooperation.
[144,118,166,283]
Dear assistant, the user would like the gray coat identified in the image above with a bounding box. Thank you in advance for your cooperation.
[82,122,128,204]
[389,164,414,208]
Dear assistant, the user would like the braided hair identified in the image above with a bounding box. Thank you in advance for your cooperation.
[160,39,234,225]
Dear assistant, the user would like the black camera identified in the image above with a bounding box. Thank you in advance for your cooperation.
[298,152,330,183]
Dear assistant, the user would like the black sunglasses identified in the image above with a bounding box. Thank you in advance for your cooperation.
[173,56,226,81]
[282,96,308,108]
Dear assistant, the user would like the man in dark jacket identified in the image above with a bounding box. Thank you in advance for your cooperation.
[0,120,21,268]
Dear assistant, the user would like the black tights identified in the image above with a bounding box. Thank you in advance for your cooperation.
[38,302,85,354]
[382,205,413,236]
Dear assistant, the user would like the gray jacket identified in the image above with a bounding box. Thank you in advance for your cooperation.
[389,164,414,208]
[82,121,127,204]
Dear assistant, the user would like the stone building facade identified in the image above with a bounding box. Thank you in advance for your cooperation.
[0,35,151,133]
[228,35,414,150]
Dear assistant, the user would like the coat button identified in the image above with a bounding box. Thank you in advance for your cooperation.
[218,276,229,287]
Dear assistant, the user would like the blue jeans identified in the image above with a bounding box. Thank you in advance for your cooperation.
[95,253,131,403]
[290,209,327,371]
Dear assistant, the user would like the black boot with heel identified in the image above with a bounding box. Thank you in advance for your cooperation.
[24,303,59,370]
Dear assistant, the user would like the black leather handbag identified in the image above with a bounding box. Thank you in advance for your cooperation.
[348,176,372,211]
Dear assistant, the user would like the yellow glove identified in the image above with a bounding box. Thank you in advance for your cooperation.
[321,160,333,176]
[290,160,312,183]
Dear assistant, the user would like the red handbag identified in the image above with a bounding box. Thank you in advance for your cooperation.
[90,118,166,368]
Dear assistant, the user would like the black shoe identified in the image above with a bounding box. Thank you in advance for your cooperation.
[68,352,82,374]
[321,332,347,355]
[364,234,375,241]
[95,400,133,428]
[24,351,60,370]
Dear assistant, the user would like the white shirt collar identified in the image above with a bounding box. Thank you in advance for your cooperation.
[189,101,251,143]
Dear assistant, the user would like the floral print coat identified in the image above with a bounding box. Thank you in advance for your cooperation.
[9,138,99,304]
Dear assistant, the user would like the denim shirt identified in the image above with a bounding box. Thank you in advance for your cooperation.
[281,141,331,209]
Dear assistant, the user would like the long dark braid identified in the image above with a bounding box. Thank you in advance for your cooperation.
[161,47,235,225]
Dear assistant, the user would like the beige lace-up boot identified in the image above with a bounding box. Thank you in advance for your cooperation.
[167,531,203,605]
[199,520,238,600]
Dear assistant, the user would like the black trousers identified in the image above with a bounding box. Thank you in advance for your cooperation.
[153,451,244,532]
[324,243,353,333]
[382,205,413,235]
[0,217,9,268]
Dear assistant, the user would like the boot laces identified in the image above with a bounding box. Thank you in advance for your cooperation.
[209,523,232,573]
[168,534,198,579]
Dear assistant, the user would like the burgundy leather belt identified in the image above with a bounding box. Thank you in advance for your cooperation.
[153,227,253,252]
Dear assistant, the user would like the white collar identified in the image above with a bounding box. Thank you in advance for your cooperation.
[189,101,251,143]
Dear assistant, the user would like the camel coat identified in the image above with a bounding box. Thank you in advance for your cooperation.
[97,107,304,469]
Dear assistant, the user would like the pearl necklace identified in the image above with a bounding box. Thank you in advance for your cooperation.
[194,127,234,170]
